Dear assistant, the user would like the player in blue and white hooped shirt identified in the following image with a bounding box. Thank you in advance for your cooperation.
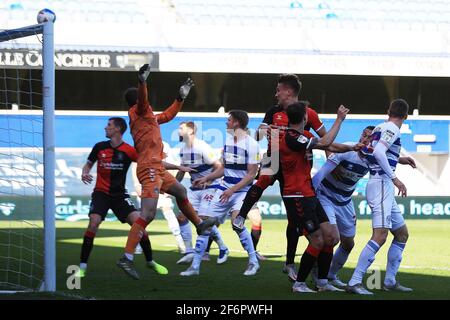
[312,126,373,288]
[347,99,415,295]
[180,110,261,277]
[175,121,229,265]
[313,126,417,289]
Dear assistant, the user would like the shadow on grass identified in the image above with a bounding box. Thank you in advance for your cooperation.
[2,227,450,300]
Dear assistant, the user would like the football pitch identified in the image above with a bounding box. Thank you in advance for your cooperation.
[1,219,450,300]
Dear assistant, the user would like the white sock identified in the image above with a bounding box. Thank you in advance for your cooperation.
[162,209,181,236]
[384,240,406,286]
[210,226,227,250]
[348,240,380,287]
[328,246,350,280]
[236,227,257,264]
[80,263,87,269]
[179,221,194,254]
[124,253,134,261]
[191,235,209,270]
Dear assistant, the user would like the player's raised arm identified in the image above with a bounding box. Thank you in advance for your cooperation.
[327,142,364,154]
[314,105,349,149]
[136,64,152,115]
[157,78,195,124]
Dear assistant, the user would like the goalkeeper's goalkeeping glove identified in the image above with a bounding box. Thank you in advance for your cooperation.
[138,64,151,83]
[178,78,195,101]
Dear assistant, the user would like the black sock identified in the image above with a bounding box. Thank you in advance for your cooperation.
[285,224,300,265]
[251,227,262,250]
[205,237,214,253]
[140,233,153,262]
[80,231,95,264]
[296,245,320,282]
[318,246,334,280]
[238,185,263,219]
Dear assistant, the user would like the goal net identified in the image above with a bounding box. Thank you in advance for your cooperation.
[0,20,55,293]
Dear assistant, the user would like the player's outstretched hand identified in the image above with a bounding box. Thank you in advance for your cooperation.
[337,105,350,121]
[393,177,407,197]
[81,173,93,184]
[353,142,366,151]
[193,176,208,189]
[178,78,195,100]
[403,156,417,169]
[138,64,151,83]
[179,166,197,173]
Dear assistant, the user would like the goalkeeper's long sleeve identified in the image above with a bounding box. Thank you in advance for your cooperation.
[136,81,153,116]
[156,100,183,124]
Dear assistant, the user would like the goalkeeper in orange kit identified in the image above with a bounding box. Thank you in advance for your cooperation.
[116,64,217,279]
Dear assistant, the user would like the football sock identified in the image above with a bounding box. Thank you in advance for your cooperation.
[384,240,406,286]
[296,244,321,282]
[210,225,227,250]
[139,231,153,262]
[205,237,213,253]
[317,246,334,284]
[348,240,380,286]
[251,224,262,250]
[179,220,194,254]
[285,224,300,265]
[328,245,350,280]
[192,235,209,270]
[162,208,184,249]
[80,230,96,265]
[236,227,257,264]
[124,217,148,260]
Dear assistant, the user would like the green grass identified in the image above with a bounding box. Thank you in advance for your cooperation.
[1,219,450,299]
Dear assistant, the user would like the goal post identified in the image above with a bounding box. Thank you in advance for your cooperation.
[0,20,55,292]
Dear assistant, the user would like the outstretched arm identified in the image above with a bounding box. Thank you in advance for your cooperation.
[156,78,195,124]
[136,64,152,116]
[327,142,365,154]
[314,105,349,149]
[156,100,183,124]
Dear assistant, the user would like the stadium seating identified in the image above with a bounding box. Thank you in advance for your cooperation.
[170,0,450,31]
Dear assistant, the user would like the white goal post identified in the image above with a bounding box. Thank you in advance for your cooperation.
[0,21,55,292]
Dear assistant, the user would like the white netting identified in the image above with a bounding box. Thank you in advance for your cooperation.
[0,29,45,292]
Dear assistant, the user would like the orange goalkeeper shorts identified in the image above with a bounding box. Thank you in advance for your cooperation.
[137,165,177,199]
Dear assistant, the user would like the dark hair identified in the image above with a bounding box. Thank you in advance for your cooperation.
[124,87,138,107]
[365,125,375,131]
[180,121,197,134]
[228,110,249,129]
[388,99,409,118]
[277,74,302,96]
[287,101,307,125]
[109,117,127,134]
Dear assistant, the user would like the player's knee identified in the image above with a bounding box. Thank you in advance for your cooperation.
[327,236,339,247]
[310,234,324,250]
[372,229,388,246]
[394,230,409,243]
[88,217,101,233]
[341,238,355,252]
